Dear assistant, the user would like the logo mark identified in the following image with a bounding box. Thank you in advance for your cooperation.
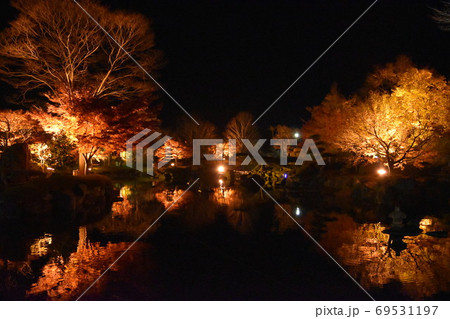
[126,129,172,175]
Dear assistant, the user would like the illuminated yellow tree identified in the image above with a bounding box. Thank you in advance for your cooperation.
[30,143,51,171]
[303,58,450,171]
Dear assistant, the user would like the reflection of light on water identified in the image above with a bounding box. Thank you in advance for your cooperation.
[119,186,132,198]
[113,186,134,218]
[212,187,237,206]
[419,217,447,233]
[419,218,432,231]
[27,226,142,300]
[30,233,52,256]
[155,189,188,209]
[318,214,450,300]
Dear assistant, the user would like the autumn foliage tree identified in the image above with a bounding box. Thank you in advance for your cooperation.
[155,139,192,163]
[0,0,162,174]
[302,57,450,171]
[0,109,42,151]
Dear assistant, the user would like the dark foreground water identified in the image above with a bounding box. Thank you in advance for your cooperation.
[1,182,449,300]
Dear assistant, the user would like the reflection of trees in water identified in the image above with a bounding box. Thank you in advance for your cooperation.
[112,186,134,218]
[272,203,299,233]
[179,192,218,229]
[155,188,192,210]
[100,185,171,237]
[30,234,53,257]
[318,214,450,300]
[225,210,255,234]
[211,187,273,234]
[27,226,146,300]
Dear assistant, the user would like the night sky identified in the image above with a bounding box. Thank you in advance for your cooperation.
[1,0,449,131]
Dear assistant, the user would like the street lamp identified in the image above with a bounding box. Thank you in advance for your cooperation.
[217,165,225,174]
[294,132,300,138]
[377,168,388,176]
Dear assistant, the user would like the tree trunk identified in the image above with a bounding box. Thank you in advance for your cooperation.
[387,158,394,173]
[78,153,90,176]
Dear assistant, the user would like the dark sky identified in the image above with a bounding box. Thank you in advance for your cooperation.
[1,0,449,130]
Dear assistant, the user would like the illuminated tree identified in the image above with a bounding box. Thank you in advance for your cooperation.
[46,133,77,170]
[30,143,51,172]
[0,0,161,103]
[30,133,77,171]
[155,138,192,162]
[35,97,160,174]
[303,58,450,171]
[302,84,348,153]
[0,109,42,151]
[224,112,258,153]
[0,0,162,174]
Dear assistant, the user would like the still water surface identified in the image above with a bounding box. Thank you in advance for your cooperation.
[1,182,449,300]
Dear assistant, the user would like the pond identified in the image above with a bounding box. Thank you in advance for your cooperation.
[0,182,449,300]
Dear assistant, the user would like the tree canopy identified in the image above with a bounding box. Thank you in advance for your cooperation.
[0,0,163,174]
[302,57,450,170]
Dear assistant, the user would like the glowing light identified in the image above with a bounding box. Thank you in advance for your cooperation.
[219,179,223,186]
[283,173,288,179]
[217,165,225,174]
[295,207,301,216]
[170,163,175,167]
[30,234,53,256]
[419,218,432,228]
[294,132,300,138]
[377,168,387,176]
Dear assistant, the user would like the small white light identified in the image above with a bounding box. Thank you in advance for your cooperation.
[295,207,301,216]
[219,179,223,186]
[294,132,300,138]
[217,165,225,174]
[170,163,175,167]
[377,168,387,176]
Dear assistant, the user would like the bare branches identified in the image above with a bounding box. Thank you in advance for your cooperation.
[224,112,259,153]
[0,0,161,106]
[432,1,450,31]
[0,109,42,150]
